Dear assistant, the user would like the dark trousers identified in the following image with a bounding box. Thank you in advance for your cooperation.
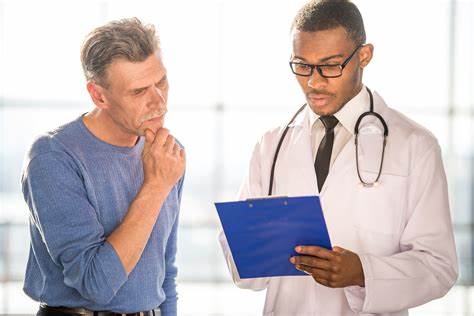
[37,305,161,316]
[37,305,82,316]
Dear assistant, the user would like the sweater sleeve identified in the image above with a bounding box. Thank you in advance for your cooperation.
[21,151,128,305]
[160,175,184,316]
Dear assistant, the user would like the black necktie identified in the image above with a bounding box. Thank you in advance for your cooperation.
[314,116,339,192]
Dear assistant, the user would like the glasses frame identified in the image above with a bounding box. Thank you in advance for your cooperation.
[289,44,363,78]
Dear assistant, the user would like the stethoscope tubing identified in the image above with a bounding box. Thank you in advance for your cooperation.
[268,87,388,195]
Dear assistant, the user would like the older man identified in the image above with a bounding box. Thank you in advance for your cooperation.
[22,18,185,316]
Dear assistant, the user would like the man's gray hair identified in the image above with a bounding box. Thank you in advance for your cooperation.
[80,17,160,87]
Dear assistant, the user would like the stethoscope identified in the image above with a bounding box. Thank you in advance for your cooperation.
[268,87,388,195]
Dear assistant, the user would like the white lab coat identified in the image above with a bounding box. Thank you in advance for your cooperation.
[219,91,458,316]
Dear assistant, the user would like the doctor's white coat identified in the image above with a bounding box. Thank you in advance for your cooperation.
[219,91,458,316]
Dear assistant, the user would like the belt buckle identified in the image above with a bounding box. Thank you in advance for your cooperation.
[78,308,93,316]
[116,309,157,316]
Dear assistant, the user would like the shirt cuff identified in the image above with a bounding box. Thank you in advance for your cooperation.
[97,241,128,296]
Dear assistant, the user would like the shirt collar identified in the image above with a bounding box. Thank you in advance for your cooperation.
[309,85,370,136]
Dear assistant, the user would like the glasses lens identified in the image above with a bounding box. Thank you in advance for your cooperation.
[291,63,312,76]
[319,65,343,78]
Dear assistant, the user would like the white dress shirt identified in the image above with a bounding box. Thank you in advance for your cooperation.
[310,86,369,165]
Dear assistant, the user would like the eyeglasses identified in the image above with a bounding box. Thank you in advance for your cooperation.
[289,45,363,78]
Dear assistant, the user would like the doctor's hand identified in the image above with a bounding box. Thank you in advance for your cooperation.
[290,246,365,288]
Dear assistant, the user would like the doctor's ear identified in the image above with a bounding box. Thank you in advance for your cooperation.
[358,44,374,69]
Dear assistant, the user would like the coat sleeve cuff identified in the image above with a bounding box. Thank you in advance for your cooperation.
[344,254,372,313]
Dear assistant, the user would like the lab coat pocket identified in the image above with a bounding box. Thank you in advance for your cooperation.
[353,226,400,256]
[352,170,406,238]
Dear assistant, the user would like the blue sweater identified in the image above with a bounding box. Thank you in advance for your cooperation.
[21,115,183,315]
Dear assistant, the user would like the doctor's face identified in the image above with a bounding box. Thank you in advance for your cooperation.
[291,27,373,116]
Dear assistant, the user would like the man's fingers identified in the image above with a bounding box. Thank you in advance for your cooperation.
[144,129,155,144]
[290,256,332,271]
[153,128,170,146]
[173,143,181,154]
[163,135,175,151]
[295,246,337,260]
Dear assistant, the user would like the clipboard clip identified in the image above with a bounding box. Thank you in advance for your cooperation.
[246,195,289,208]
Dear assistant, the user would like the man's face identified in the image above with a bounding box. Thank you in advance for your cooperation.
[291,27,368,116]
[100,53,169,136]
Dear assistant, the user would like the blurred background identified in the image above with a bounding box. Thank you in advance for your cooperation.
[0,0,473,314]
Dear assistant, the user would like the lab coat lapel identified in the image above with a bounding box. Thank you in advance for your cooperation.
[276,107,318,196]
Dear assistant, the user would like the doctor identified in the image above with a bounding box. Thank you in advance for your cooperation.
[219,0,458,315]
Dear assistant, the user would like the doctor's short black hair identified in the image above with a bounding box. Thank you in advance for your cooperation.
[292,0,366,46]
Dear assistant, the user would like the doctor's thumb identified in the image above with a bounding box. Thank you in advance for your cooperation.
[332,246,346,254]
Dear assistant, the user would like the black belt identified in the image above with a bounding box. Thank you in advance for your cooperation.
[39,304,161,316]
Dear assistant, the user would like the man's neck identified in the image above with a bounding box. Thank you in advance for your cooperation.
[83,109,139,148]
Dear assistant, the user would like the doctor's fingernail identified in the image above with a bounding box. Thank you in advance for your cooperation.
[295,246,302,252]
[290,257,295,264]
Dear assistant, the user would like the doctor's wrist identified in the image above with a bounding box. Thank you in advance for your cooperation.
[354,254,365,287]
[356,274,365,287]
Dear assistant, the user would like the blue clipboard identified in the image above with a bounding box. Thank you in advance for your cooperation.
[215,195,332,279]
